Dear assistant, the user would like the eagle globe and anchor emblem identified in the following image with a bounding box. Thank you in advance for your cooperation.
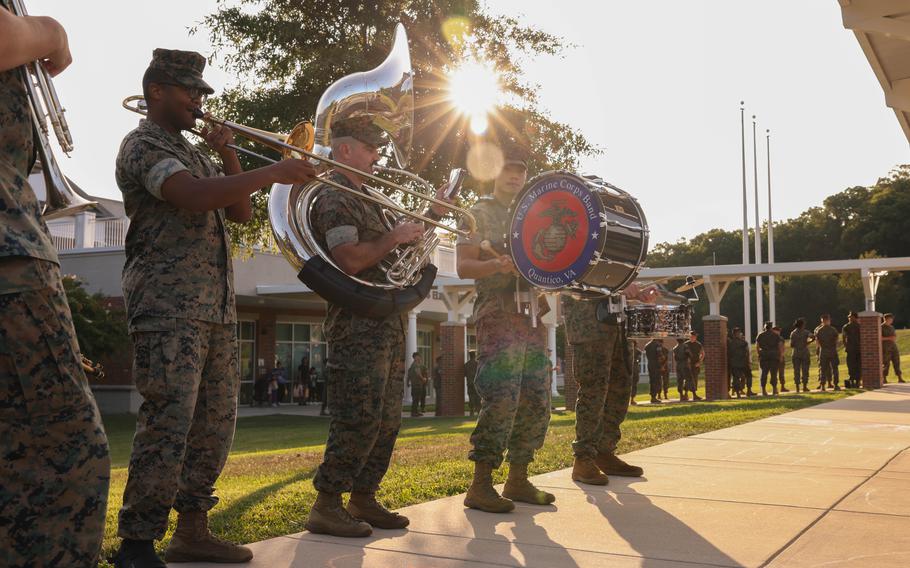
[509,172,607,290]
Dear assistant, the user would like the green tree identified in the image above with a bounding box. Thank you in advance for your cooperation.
[197,0,599,248]
[62,275,129,357]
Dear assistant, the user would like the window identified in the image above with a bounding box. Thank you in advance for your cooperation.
[276,322,328,401]
[237,321,256,404]
[467,330,477,354]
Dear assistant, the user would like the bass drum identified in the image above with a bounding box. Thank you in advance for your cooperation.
[507,171,648,293]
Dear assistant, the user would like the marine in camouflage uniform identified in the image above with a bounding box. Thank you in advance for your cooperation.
[881,313,904,383]
[563,296,644,485]
[727,327,751,397]
[464,350,480,417]
[842,312,862,388]
[0,8,110,566]
[684,333,704,400]
[456,145,557,511]
[773,327,789,392]
[756,322,782,395]
[406,353,427,416]
[789,319,814,392]
[113,49,278,565]
[644,338,667,403]
[672,339,691,400]
[814,315,840,391]
[629,340,641,405]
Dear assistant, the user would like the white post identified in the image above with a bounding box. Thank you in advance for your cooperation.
[752,116,764,331]
[404,310,419,404]
[766,129,776,324]
[546,322,558,396]
[740,104,752,344]
[74,211,96,249]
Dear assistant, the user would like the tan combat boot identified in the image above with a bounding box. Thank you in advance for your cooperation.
[502,462,556,505]
[571,457,609,486]
[163,511,253,563]
[348,492,409,529]
[306,491,372,537]
[595,453,644,477]
[464,462,514,513]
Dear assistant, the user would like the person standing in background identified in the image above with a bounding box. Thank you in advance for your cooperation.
[842,311,862,388]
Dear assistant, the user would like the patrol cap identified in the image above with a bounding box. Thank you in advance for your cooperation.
[884,312,894,319]
[848,310,859,318]
[502,140,530,168]
[330,116,387,147]
[145,48,214,95]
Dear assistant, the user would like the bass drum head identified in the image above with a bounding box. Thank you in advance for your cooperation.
[508,171,607,290]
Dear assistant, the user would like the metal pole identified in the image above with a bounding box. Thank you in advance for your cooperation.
[766,129,776,324]
[752,115,764,329]
[740,103,752,344]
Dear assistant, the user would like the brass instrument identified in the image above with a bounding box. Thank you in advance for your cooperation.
[121,24,476,317]
[11,0,96,219]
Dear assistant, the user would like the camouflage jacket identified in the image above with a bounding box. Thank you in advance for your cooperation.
[882,323,897,341]
[115,119,235,328]
[842,322,861,352]
[310,170,405,342]
[756,329,782,360]
[814,324,839,354]
[406,361,427,387]
[0,39,59,270]
[561,295,618,344]
[644,340,669,373]
[673,342,689,364]
[789,328,813,357]
[727,336,750,368]
[458,195,530,322]
[685,339,703,365]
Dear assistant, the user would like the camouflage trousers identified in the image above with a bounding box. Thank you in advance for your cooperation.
[571,325,632,460]
[469,313,549,468]
[792,355,810,387]
[819,351,839,387]
[845,350,861,385]
[759,357,780,388]
[730,366,750,393]
[883,342,902,379]
[314,330,404,494]
[647,370,661,399]
[0,259,110,568]
[675,361,690,394]
[118,317,238,540]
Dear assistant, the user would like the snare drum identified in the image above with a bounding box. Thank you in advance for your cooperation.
[625,304,692,339]
[507,171,648,294]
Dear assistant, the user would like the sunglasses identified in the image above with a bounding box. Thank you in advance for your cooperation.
[160,82,209,103]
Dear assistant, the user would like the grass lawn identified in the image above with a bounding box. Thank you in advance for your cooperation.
[98,388,854,562]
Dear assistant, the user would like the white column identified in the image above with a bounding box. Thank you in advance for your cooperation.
[546,322,558,396]
[74,211,96,249]
[404,310,419,404]
[752,116,764,332]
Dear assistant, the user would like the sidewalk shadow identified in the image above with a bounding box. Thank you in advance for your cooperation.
[464,506,580,568]
[588,483,740,567]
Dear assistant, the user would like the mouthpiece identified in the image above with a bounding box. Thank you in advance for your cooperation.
[192,108,205,120]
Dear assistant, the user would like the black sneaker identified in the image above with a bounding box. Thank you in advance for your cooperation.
[113,540,166,568]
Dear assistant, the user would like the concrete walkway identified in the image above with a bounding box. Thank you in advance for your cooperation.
[184,384,910,567]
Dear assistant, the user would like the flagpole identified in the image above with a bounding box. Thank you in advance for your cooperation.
[740,102,752,343]
[766,129,776,324]
[752,115,764,329]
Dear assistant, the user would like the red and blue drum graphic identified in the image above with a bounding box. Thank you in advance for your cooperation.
[508,172,606,290]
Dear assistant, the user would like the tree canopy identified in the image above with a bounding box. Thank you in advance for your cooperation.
[197,0,600,248]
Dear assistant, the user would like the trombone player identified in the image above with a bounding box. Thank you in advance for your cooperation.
[0,3,111,567]
[112,49,316,567]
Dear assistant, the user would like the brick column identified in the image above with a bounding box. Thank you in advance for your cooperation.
[859,310,883,389]
[438,322,466,416]
[702,315,729,400]
[564,343,578,411]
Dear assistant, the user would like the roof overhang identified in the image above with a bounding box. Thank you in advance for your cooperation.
[840,0,910,144]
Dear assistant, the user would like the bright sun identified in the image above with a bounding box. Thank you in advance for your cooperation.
[447,60,501,135]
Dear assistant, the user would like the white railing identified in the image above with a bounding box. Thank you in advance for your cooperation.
[48,216,128,251]
[93,218,128,248]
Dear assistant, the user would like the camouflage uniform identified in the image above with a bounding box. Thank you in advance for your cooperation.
[407,361,427,415]
[882,322,902,381]
[643,340,667,400]
[311,171,406,493]
[727,335,751,394]
[672,341,690,395]
[789,328,813,389]
[458,196,549,468]
[842,321,861,387]
[562,296,632,459]
[756,329,781,389]
[115,88,240,538]
[684,339,703,393]
[0,33,110,567]
[814,324,840,388]
[629,343,642,403]
[463,357,480,415]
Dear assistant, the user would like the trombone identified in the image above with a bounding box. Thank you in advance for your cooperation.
[121,96,476,237]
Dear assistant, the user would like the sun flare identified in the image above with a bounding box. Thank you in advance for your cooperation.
[447,60,501,134]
